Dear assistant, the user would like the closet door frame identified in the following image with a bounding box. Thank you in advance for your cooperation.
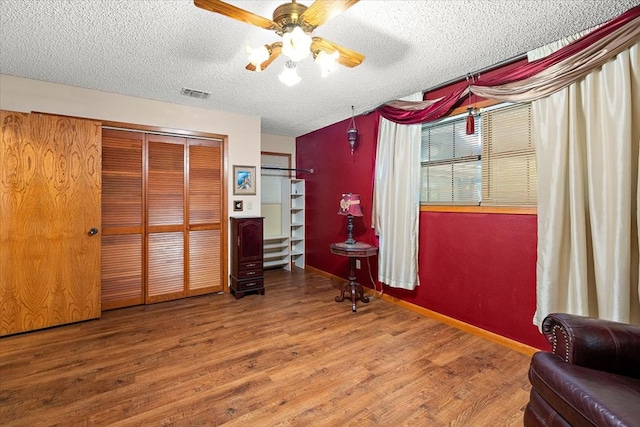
[102,121,229,301]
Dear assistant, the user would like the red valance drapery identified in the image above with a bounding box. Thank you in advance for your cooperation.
[376,5,640,125]
[375,87,468,124]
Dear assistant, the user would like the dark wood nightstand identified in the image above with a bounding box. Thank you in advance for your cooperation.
[230,217,264,299]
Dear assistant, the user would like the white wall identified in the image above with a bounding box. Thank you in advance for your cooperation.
[261,133,296,169]
[0,74,262,277]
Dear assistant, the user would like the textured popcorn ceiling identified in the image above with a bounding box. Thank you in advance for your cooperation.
[1,0,638,137]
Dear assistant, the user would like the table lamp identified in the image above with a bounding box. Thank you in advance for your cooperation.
[338,193,363,245]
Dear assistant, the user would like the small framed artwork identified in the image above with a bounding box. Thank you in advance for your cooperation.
[233,200,243,211]
[233,165,256,195]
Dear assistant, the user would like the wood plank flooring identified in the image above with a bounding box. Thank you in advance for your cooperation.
[0,268,532,426]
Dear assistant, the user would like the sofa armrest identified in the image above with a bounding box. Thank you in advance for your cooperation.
[542,313,640,378]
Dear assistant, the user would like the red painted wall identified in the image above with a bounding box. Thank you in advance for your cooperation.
[297,112,380,284]
[297,85,549,351]
[387,211,548,349]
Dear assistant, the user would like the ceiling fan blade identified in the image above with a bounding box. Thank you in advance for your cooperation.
[194,0,279,31]
[246,42,283,72]
[299,0,360,28]
[311,37,364,68]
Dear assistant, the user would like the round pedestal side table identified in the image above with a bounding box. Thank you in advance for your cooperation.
[329,241,378,312]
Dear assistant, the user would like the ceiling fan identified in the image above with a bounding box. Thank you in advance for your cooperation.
[194,0,365,83]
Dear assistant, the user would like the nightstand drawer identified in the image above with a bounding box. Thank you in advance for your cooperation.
[237,268,262,279]
[239,261,261,271]
[234,278,264,291]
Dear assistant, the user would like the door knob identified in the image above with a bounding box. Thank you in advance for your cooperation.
[88,228,99,236]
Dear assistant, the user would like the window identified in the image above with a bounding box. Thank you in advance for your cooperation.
[420,103,535,207]
[420,114,482,204]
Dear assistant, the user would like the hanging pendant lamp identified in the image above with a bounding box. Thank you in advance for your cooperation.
[347,106,358,155]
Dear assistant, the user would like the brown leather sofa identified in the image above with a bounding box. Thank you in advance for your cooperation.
[524,313,640,427]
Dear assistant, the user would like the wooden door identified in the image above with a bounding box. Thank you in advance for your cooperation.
[187,139,223,295]
[146,135,185,303]
[101,130,224,307]
[0,111,102,336]
[101,129,144,310]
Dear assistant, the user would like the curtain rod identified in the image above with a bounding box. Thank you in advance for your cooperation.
[261,166,315,174]
[363,52,527,115]
[422,52,527,94]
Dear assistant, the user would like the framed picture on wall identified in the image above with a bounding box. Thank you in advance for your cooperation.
[233,165,256,195]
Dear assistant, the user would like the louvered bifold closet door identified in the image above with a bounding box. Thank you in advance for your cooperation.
[187,139,223,295]
[147,135,186,303]
[101,129,145,310]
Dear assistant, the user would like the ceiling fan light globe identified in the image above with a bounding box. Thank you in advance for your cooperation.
[315,50,339,77]
[278,61,301,86]
[247,45,270,71]
[282,26,312,62]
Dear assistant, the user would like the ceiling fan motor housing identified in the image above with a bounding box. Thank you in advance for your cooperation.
[273,1,312,34]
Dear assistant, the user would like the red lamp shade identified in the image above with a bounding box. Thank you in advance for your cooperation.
[338,193,363,245]
[338,193,363,217]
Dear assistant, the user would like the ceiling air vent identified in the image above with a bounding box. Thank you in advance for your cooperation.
[180,88,211,99]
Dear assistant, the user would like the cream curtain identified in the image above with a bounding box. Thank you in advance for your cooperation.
[532,35,640,326]
[372,93,422,290]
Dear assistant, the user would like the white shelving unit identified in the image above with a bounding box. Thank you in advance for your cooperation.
[263,235,290,269]
[286,179,305,270]
[261,152,291,269]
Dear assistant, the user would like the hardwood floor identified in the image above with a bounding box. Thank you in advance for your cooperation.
[0,269,532,426]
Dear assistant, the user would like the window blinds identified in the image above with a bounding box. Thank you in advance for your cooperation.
[420,117,482,204]
[481,103,536,206]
